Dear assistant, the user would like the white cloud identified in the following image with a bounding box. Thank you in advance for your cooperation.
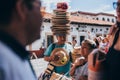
[90,5,111,12]
[41,0,116,15]
[86,4,116,15]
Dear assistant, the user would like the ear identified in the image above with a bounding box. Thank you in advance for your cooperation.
[15,0,27,21]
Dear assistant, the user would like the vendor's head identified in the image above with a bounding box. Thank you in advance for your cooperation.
[55,33,67,44]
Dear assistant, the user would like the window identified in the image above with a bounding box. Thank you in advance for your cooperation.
[80,36,85,45]
[42,26,44,30]
[100,29,102,31]
[96,18,99,20]
[102,18,105,21]
[106,28,109,30]
[91,28,94,32]
[107,18,110,22]
[96,29,98,32]
[47,35,53,47]
[76,27,79,30]
[112,19,114,23]
[71,27,73,32]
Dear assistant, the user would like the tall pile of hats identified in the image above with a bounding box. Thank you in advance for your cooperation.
[51,2,70,35]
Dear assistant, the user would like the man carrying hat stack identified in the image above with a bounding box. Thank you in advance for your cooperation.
[43,2,73,77]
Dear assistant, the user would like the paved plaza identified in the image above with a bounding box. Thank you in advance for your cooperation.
[30,58,48,78]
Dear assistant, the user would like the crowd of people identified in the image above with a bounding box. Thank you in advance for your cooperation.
[0,0,120,80]
[42,34,110,80]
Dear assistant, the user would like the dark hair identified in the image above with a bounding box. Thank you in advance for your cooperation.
[82,39,97,49]
[74,40,77,43]
[0,0,34,25]
[93,38,99,48]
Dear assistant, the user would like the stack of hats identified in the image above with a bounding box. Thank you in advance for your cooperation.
[51,2,71,35]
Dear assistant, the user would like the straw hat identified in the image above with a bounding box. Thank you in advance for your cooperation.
[72,46,81,54]
[51,5,70,35]
[50,48,69,66]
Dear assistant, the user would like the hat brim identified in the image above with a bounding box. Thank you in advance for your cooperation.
[50,48,69,66]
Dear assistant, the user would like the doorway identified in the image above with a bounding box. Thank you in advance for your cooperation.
[47,35,53,47]
[80,36,85,45]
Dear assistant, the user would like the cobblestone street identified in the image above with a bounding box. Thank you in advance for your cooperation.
[30,58,48,78]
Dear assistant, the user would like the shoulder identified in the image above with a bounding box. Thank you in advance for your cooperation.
[44,43,56,55]
[0,41,21,71]
[0,42,18,62]
[47,43,56,48]
[0,42,36,80]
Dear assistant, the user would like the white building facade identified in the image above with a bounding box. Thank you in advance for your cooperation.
[27,11,115,50]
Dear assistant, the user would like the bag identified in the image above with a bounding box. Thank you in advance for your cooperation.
[38,63,55,80]
[88,49,106,80]
[38,43,56,80]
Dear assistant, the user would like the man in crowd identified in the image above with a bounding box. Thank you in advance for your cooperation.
[0,0,43,80]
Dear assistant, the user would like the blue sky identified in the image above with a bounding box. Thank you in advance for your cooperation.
[41,0,117,15]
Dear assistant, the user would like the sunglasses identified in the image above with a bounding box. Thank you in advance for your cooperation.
[113,2,120,9]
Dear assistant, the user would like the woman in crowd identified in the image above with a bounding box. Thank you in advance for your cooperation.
[105,0,120,79]
[70,39,97,80]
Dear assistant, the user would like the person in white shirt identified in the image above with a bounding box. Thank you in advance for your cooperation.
[70,39,97,80]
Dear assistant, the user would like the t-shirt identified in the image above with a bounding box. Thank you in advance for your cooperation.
[74,62,88,80]
[0,41,36,80]
[44,43,73,76]
[0,31,36,80]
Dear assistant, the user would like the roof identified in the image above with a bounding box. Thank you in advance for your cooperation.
[71,11,116,17]
[78,11,97,16]
[43,12,114,26]
[70,16,114,25]
[43,12,52,19]
[96,12,115,16]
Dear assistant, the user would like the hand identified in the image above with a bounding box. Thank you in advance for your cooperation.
[54,55,60,61]
[74,57,85,67]
[49,55,55,61]
[74,59,81,67]
[50,55,60,61]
